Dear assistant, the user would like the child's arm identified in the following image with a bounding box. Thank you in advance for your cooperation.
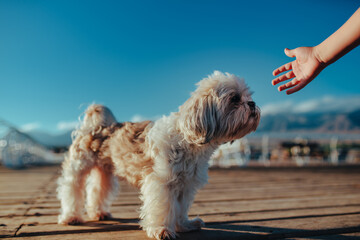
[317,7,360,65]
[272,8,360,95]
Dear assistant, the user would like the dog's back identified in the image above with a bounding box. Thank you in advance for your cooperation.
[104,120,154,187]
[68,104,154,188]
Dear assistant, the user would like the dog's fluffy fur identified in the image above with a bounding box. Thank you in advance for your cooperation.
[57,71,260,239]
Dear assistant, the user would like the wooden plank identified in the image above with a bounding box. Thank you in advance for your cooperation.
[14,204,360,236]
[1,165,360,239]
[14,214,360,239]
[0,218,22,238]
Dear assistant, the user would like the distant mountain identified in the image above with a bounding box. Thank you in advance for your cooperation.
[258,108,360,133]
[26,130,73,147]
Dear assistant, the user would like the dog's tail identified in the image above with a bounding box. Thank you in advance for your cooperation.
[72,104,117,139]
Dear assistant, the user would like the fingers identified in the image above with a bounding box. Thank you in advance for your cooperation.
[277,78,300,92]
[277,78,307,95]
[272,71,295,85]
[286,80,308,95]
[284,48,296,58]
[272,62,293,76]
[272,48,297,76]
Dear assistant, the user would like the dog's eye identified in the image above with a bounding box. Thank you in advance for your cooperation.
[231,95,240,103]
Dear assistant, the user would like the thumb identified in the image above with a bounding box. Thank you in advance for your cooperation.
[284,48,296,58]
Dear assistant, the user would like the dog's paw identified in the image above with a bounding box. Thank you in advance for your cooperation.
[58,215,84,225]
[146,227,177,240]
[98,212,112,220]
[177,217,205,232]
[88,211,112,221]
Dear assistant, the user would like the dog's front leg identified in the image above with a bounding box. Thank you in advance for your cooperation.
[139,173,178,240]
[176,164,208,232]
[176,185,204,233]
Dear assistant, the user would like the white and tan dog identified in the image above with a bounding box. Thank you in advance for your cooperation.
[57,71,260,239]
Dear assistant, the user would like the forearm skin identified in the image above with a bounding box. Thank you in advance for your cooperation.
[315,8,360,66]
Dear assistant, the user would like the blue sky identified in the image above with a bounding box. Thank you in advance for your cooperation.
[1,0,359,133]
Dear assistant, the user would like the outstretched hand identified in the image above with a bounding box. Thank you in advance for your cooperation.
[272,47,326,95]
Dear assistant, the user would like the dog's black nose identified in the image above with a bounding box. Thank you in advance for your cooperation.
[248,101,256,110]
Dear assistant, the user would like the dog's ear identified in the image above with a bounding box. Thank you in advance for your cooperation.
[178,94,218,145]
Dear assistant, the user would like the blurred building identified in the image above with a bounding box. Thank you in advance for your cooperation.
[210,138,251,167]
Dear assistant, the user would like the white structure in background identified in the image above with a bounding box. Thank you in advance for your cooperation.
[260,135,270,165]
[210,138,251,167]
[329,136,339,164]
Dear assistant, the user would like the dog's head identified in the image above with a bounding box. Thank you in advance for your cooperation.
[178,71,260,145]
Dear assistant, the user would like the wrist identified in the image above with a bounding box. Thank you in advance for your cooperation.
[313,44,330,68]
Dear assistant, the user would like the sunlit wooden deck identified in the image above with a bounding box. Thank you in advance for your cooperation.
[1,165,360,239]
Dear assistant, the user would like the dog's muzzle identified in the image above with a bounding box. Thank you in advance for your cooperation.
[247,101,256,117]
[248,101,255,110]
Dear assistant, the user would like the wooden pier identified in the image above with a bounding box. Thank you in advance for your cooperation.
[1,165,360,239]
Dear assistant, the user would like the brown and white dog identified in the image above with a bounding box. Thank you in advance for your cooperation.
[57,71,260,239]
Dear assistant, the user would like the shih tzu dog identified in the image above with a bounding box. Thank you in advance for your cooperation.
[57,71,260,239]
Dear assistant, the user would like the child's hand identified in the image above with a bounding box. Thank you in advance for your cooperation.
[272,47,325,95]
